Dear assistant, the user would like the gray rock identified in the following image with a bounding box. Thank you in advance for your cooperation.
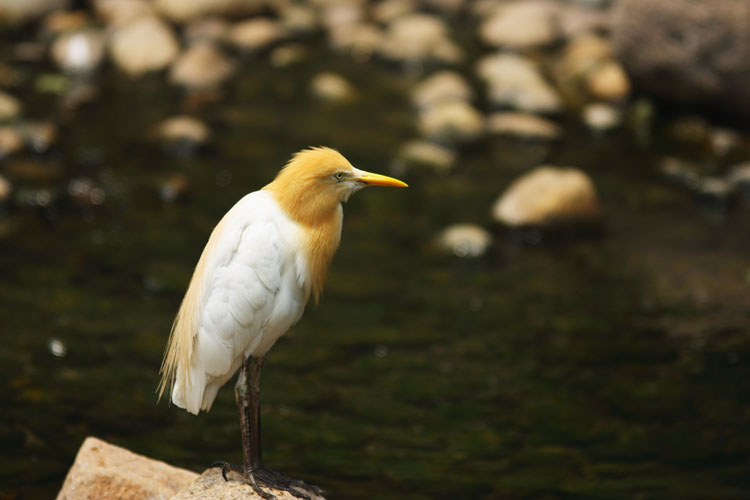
[612,0,750,117]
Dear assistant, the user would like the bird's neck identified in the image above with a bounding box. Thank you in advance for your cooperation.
[264,181,343,302]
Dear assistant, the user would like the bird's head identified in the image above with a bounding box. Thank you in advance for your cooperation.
[266,147,407,225]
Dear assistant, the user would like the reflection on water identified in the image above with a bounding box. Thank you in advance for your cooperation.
[1,48,749,500]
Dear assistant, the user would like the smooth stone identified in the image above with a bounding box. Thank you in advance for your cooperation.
[230,18,286,52]
[320,1,363,32]
[0,91,21,121]
[310,72,355,102]
[0,174,11,202]
[412,71,473,111]
[418,100,485,145]
[0,126,23,157]
[43,10,90,34]
[393,140,456,174]
[477,53,563,113]
[0,0,65,25]
[378,13,463,66]
[155,0,262,23]
[582,102,621,131]
[93,0,154,27]
[109,16,179,76]
[156,115,210,145]
[371,0,416,24]
[555,33,613,83]
[492,166,601,225]
[586,59,630,100]
[51,29,106,73]
[726,162,750,194]
[184,17,232,43]
[280,4,318,35]
[329,23,383,61]
[172,467,325,500]
[658,157,701,190]
[479,0,560,49]
[437,223,493,258]
[170,41,234,89]
[487,112,562,140]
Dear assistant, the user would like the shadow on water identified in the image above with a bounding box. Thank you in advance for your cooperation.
[1,41,749,500]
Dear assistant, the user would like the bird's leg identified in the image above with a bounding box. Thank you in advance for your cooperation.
[214,355,322,500]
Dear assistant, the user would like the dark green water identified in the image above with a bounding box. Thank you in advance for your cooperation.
[1,48,749,499]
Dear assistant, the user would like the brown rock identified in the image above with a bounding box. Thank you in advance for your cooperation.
[612,0,750,117]
[171,467,325,500]
[56,436,198,500]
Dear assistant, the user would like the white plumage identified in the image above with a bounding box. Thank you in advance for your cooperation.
[171,190,318,414]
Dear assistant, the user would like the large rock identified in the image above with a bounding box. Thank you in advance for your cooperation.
[477,53,563,114]
[412,71,473,111]
[155,0,264,22]
[611,0,750,117]
[56,436,198,500]
[109,16,180,76]
[492,166,601,226]
[0,0,66,25]
[479,0,560,49]
[170,42,234,89]
[172,467,325,500]
[418,100,484,145]
[378,13,462,66]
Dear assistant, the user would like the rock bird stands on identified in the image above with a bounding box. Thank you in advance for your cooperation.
[158,147,407,499]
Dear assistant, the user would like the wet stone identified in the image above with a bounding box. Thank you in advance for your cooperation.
[109,15,180,77]
[436,223,493,258]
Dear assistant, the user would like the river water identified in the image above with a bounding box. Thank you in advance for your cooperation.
[1,43,749,499]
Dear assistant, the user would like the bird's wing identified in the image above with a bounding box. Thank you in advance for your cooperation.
[159,191,302,413]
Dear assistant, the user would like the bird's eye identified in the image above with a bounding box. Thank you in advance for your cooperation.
[334,172,345,181]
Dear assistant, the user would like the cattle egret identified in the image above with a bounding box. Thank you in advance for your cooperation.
[158,147,407,499]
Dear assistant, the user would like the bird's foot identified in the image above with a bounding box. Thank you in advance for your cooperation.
[211,461,323,500]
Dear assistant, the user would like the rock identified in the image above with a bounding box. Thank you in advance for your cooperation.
[51,29,107,74]
[412,71,473,111]
[726,162,750,195]
[160,173,191,203]
[371,0,416,24]
[269,44,307,68]
[43,10,90,34]
[171,467,325,500]
[418,100,484,145]
[320,1,363,32]
[155,0,264,23]
[559,4,611,38]
[658,157,701,190]
[582,102,621,131]
[393,140,455,174]
[0,0,66,25]
[109,16,180,77]
[436,224,492,258]
[93,0,154,27]
[230,18,286,52]
[476,53,563,114]
[329,23,383,61]
[585,59,630,100]
[310,72,355,102]
[492,166,601,226]
[0,92,20,121]
[710,128,740,156]
[0,174,12,202]
[611,0,750,117]
[184,17,231,44]
[279,4,317,36]
[56,436,198,500]
[156,115,210,151]
[378,13,462,67]
[697,176,734,207]
[487,112,562,140]
[479,0,560,49]
[0,126,23,157]
[170,42,234,89]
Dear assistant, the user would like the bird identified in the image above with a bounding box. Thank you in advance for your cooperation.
[158,147,407,499]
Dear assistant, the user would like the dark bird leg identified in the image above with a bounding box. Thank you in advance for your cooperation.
[213,355,323,500]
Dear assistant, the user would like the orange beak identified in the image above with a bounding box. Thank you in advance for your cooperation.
[355,169,408,188]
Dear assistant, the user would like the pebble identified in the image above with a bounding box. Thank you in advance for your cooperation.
[0,175,11,202]
[184,17,231,44]
[371,0,416,24]
[310,72,355,102]
[51,29,107,74]
[418,100,485,145]
[487,112,562,140]
[479,0,560,49]
[727,162,750,194]
[169,42,234,89]
[476,53,563,114]
[43,10,90,34]
[0,0,65,25]
[279,5,318,36]
[0,91,21,121]
[378,13,463,67]
[437,224,493,258]
[0,127,23,157]
[582,102,621,131]
[586,59,630,100]
[329,23,383,61]
[658,157,701,190]
[412,71,473,111]
[156,116,210,148]
[393,140,456,174]
[492,166,601,226]
[109,16,179,77]
[93,0,155,28]
[269,44,307,68]
[230,18,286,52]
